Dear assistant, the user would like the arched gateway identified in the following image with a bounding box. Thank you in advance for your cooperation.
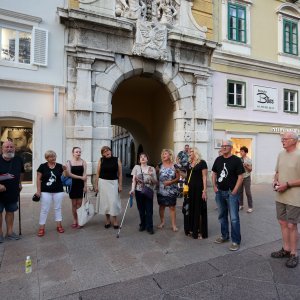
[58,0,217,180]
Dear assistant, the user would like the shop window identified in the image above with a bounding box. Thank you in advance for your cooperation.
[231,138,252,158]
[0,125,33,183]
[228,3,246,43]
[284,89,298,113]
[283,19,298,56]
[227,81,246,107]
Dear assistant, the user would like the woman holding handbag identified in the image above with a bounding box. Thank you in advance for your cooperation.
[94,146,122,229]
[35,150,66,237]
[156,149,180,232]
[64,147,87,228]
[184,147,208,239]
[130,153,157,234]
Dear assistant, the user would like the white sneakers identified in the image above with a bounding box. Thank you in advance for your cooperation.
[247,208,253,213]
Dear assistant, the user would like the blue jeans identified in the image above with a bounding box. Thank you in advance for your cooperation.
[215,190,241,244]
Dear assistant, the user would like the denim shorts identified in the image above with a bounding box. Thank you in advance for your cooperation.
[0,200,18,213]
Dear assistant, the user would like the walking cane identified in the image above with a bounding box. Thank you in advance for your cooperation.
[18,192,22,235]
[116,195,133,238]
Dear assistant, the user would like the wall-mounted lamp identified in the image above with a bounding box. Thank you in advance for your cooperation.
[53,87,59,116]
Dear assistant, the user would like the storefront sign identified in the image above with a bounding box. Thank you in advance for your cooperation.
[272,127,300,134]
[253,85,278,112]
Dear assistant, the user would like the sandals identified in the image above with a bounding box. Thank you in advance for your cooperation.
[271,247,291,258]
[37,228,45,237]
[172,227,178,232]
[286,255,299,268]
[56,226,65,233]
[71,223,78,229]
[157,223,164,229]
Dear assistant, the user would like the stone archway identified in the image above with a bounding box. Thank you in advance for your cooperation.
[59,1,218,178]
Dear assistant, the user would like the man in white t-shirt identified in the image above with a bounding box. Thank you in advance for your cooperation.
[238,146,253,213]
[271,131,300,268]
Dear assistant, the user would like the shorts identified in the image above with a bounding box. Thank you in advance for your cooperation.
[276,202,300,224]
[0,200,18,213]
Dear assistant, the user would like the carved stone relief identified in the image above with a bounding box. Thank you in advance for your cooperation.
[132,20,168,60]
[115,0,147,20]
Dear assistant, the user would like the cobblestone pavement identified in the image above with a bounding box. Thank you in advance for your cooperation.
[0,183,299,300]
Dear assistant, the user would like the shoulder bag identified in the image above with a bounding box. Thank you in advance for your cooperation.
[140,166,154,200]
[77,193,95,226]
[61,160,72,193]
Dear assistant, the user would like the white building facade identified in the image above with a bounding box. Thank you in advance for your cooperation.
[0,0,66,191]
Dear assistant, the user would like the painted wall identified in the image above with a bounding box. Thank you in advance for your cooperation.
[212,72,300,126]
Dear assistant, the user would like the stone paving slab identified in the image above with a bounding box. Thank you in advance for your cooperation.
[0,183,297,300]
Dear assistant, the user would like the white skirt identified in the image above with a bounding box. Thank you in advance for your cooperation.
[95,178,121,216]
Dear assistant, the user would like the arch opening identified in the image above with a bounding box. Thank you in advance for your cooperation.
[112,75,174,167]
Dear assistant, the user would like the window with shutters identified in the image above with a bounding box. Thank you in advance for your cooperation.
[0,27,32,64]
[0,9,48,68]
[0,25,48,66]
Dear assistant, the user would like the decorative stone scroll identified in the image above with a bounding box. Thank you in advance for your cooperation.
[132,20,168,60]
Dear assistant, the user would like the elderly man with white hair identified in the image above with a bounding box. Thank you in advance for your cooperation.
[271,131,300,268]
[0,141,24,243]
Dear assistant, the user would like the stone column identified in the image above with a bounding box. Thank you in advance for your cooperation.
[66,57,94,182]
[173,96,194,156]
[93,72,113,174]
[194,73,211,161]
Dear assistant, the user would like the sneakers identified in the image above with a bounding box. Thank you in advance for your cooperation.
[0,234,4,243]
[271,248,291,258]
[247,208,253,213]
[6,232,21,240]
[239,206,244,211]
[214,237,229,244]
[229,243,240,251]
[286,254,299,268]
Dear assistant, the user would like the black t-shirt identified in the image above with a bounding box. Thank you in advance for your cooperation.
[212,155,244,191]
[0,155,24,202]
[37,163,64,193]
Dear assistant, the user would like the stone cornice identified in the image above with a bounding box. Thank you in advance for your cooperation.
[212,50,300,79]
[65,44,115,62]
[0,79,65,93]
[0,8,42,26]
[214,118,300,128]
[168,30,219,50]
[57,7,134,32]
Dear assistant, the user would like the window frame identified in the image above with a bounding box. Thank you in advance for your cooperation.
[283,89,298,114]
[227,80,246,108]
[0,24,32,65]
[227,3,247,43]
[283,18,299,56]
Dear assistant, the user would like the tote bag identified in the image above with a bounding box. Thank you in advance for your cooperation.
[77,195,95,226]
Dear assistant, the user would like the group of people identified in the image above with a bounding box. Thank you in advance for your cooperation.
[0,132,299,268]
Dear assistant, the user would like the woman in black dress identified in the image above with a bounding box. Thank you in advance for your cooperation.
[183,147,208,239]
[65,147,87,228]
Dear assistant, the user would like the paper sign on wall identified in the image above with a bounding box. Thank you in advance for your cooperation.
[253,85,278,112]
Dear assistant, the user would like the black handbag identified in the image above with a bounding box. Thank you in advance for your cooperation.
[32,194,40,202]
